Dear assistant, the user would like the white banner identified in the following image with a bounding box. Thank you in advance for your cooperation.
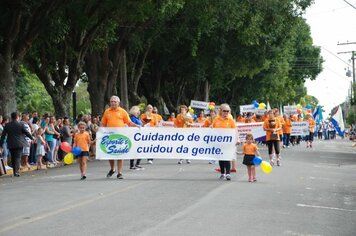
[239,104,255,114]
[284,105,297,115]
[236,122,265,142]
[158,121,202,128]
[190,100,209,110]
[291,122,309,136]
[96,127,236,160]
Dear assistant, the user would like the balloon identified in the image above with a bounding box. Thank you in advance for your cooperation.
[306,104,311,109]
[296,104,302,109]
[252,100,259,108]
[64,153,74,165]
[72,146,82,156]
[307,109,311,113]
[253,156,262,165]
[297,108,302,114]
[60,142,72,153]
[261,161,273,173]
[258,103,266,109]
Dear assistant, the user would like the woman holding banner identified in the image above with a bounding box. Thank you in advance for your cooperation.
[212,103,236,181]
[263,111,282,166]
[174,105,193,164]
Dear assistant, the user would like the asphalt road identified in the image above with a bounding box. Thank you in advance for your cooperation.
[0,139,355,236]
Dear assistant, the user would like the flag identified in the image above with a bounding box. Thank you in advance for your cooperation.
[267,101,271,111]
[312,106,323,124]
[279,104,283,116]
[330,105,345,137]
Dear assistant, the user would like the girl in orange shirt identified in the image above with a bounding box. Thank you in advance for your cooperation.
[242,133,260,182]
[74,122,93,180]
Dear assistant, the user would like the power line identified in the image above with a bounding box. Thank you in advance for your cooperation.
[320,46,352,67]
[344,0,356,10]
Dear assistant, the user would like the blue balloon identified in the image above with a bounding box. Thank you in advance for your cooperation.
[72,146,82,156]
[253,156,262,165]
[252,100,259,108]
[306,104,311,109]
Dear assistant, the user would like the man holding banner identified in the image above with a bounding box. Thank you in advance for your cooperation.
[101,96,139,179]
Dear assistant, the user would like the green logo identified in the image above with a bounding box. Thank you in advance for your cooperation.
[100,134,131,155]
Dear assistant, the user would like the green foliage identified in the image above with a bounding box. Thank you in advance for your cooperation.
[72,81,91,116]
[346,111,356,126]
[16,66,54,115]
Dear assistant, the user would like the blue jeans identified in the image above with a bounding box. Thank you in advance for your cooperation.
[283,133,290,147]
[47,140,55,163]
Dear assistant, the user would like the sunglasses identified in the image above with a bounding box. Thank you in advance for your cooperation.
[222,110,230,113]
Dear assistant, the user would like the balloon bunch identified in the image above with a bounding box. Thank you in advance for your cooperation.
[188,106,194,114]
[305,104,312,114]
[252,156,272,173]
[296,104,302,114]
[60,142,82,165]
[208,102,215,110]
[252,100,266,109]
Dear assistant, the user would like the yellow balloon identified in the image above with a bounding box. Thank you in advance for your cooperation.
[64,153,74,165]
[258,103,266,109]
[261,161,272,173]
[296,104,302,109]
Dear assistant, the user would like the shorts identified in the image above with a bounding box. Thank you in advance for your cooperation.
[243,155,255,166]
[308,132,314,142]
[77,151,90,158]
[23,147,30,156]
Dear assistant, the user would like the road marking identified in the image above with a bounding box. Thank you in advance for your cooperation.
[297,204,356,212]
[0,182,144,234]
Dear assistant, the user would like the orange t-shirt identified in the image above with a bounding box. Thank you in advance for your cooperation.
[174,114,193,128]
[140,113,158,127]
[308,118,316,132]
[167,117,176,122]
[276,115,285,135]
[196,117,206,124]
[101,107,131,127]
[282,119,292,134]
[202,117,214,127]
[243,143,258,155]
[212,116,236,128]
[74,131,91,151]
[154,113,163,123]
[236,116,245,123]
[263,118,281,141]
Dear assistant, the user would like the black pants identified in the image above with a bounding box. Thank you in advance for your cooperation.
[219,161,231,175]
[130,159,141,167]
[267,140,280,155]
[9,148,23,176]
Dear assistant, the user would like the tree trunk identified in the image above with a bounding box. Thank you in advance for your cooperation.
[204,80,210,102]
[120,49,129,111]
[0,57,16,116]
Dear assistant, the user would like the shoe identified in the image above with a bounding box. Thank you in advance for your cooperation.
[310,144,312,148]
[117,173,123,179]
[178,160,183,164]
[147,160,153,164]
[130,166,137,170]
[253,177,257,182]
[106,169,115,178]
[219,174,225,180]
[282,145,286,148]
[226,174,231,181]
[186,159,191,164]
[135,165,143,169]
[270,159,274,166]
[231,168,237,173]
[209,160,216,164]
[248,177,253,182]
[277,159,281,166]
[215,168,221,172]
[80,176,86,180]
[14,173,20,177]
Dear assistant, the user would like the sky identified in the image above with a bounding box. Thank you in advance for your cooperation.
[304,0,356,116]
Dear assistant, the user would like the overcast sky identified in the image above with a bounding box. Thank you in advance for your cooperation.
[304,0,356,116]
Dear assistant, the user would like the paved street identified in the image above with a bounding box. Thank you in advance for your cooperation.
[1,139,355,236]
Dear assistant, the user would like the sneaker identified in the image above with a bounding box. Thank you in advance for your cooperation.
[231,168,237,173]
[130,166,137,170]
[209,160,216,164]
[215,167,221,172]
[282,145,286,148]
[117,173,124,179]
[253,177,257,182]
[135,165,143,169]
[147,160,153,164]
[80,176,86,180]
[226,174,231,181]
[277,159,281,166]
[248,177,253,182]
[310,144,313,148]
[178,160,183,164]
[270,159,274,166]
[106,169,115,178]
[219,174,225,180]
[186,159,191,164]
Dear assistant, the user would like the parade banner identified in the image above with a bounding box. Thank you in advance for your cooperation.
[284,105,297,115]
[239,104,255,114]
[236,122,265,142]
[190,100,209,110]
[291,122,309,136]
[96,127,236,160]
[158,121,202,128]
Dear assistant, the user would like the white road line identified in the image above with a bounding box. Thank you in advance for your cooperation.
[297,204,356,212]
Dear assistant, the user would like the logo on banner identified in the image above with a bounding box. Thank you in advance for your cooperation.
[100,134,132,155]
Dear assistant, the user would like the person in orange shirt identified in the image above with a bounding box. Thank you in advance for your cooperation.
[174,105,193,164]
[212,103,236,181]
[167,112,176,122]
[236,113,246,123]
[140,104,157,127]
[274,109,285,142]
[73,122,93,180]
[152,106,163,125]
[282,114,292,148]
[263,111,282,166]
[196,111,207,124]
[101,96,139,179]
[306,113,316,148]
[242,133,260,182]
[203,109,217,128]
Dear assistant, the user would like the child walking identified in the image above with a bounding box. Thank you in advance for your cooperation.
[35,128,47,170]
[73,122,92,180]
[242,133,260,182]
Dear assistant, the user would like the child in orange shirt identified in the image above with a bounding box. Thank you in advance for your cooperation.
[242,133,260,182]
[74,122,93,180]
